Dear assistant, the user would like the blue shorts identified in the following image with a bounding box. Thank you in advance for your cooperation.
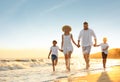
[51,54,57,60]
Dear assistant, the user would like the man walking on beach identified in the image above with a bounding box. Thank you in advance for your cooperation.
[78,22,97,69]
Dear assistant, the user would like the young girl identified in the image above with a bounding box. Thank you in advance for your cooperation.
[61,25,78,71]
[96,37,109,69]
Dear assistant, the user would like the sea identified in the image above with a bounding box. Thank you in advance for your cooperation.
[0,57,120,82]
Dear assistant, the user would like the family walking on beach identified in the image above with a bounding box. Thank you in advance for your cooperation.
[48,22,109,72]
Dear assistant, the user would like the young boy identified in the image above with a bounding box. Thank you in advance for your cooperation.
[48,40,62,72]
[96,37,109,69]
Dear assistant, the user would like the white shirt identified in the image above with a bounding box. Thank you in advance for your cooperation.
[100,43,109,54]
[50,46,59,56]
[78,28,96,46]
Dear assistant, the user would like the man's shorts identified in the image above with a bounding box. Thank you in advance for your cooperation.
[82,46,91,55]
[51,54,57,60]
[102,52,107,59]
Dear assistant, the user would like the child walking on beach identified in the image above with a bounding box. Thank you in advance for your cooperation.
[96,37,109,69]
[48,40,62,72]
[61,25,78,71]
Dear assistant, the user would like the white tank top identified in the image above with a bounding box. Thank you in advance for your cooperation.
[63,34,72,48]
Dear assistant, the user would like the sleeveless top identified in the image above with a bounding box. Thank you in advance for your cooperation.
[62,34,73,53]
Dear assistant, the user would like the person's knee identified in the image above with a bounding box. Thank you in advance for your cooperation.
[87,54,89,57]
[84,55,86,59]
[104,59,106,61]
[65,55,69,59]
[55,59,57,62]
[103,58,106,60]
[84,54,88,58]
[103,59,106,62]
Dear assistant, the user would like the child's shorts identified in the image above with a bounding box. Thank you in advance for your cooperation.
[102,52,107,59]
[51,54,57,60]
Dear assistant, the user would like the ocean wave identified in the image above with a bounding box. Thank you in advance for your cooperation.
[0,59,120,71]
[0,59,50,71]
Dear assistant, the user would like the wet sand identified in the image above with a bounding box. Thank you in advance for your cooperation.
[54,66,120,82]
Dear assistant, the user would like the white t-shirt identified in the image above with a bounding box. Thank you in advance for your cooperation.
[99,43,109,54]
[78,28,96,46]
[50,46,59,56]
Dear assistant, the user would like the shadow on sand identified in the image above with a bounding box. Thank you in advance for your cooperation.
[97,72,112,82]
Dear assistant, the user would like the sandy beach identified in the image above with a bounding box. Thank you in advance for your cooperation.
[54,66,120,82]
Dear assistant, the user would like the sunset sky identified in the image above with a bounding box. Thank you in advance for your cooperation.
[0,0,120,58]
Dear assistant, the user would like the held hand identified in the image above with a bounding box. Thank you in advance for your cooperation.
[60,49,63,52]
[94,43,97,47]
[77,44,80,48]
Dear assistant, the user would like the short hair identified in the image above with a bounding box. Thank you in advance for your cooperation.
[83,22,88,25]
[62,25,72,32]
[53,40,57,44]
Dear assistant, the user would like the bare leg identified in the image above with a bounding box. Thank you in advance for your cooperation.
[84,54,87,64]
[66,57,70,71]
[65,51,72,71]
[52,60,55,72]
[65,54,68,70]
[103,59,106,69]
[69,51,72,58]
[84,54,90,69]
[65,54,70,71]
[67,52,72,71]
[87,54,90,68]
[84,54,87,69]
[54,58,58,66]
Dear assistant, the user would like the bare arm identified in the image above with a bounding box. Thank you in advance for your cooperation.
[78,40,80,47]
[95,44,100,47]
[71,34,77,46]
[61,35,64,50]
[78,31,81,47]
[58,46,63,52]
[48,50,52,59]
[59,49,63,52]
[92,30,97,46]
[94,38,97,46]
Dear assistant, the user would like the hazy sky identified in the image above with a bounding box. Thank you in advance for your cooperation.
[0,0,120,58]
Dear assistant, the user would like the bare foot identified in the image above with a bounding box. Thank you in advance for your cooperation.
[65,69,70,73]
[51,71,56,75]
[67,67,70,72]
